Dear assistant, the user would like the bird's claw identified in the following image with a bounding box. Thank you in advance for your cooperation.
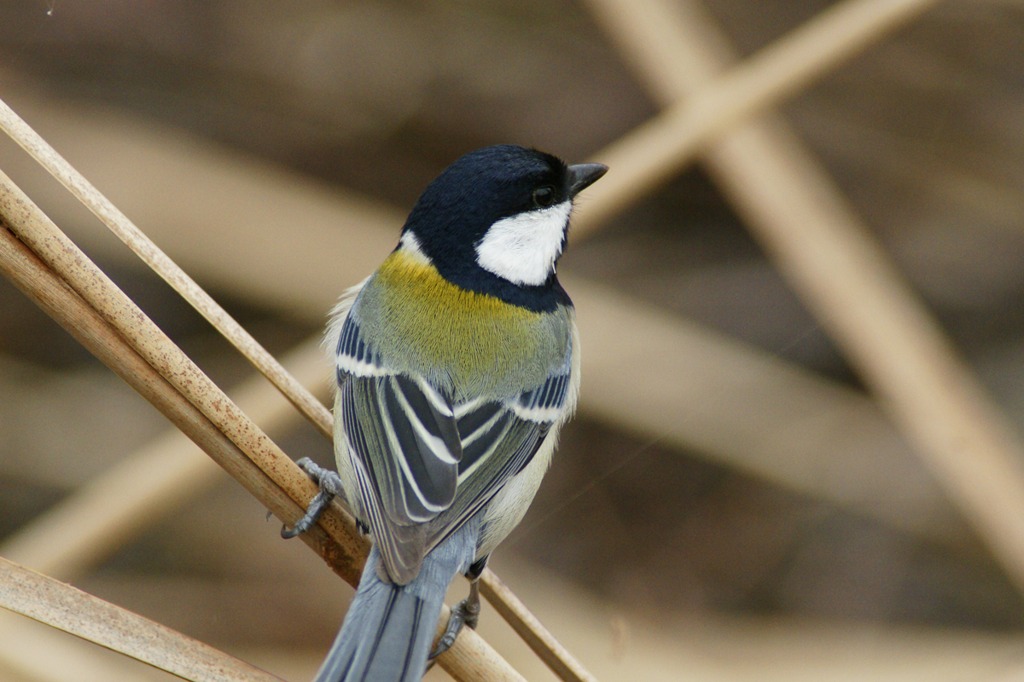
[280,458,345,539]
[430,581,481,659]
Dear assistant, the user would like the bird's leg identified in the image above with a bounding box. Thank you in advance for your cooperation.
[280,457,345,539]
[430,576,482,659]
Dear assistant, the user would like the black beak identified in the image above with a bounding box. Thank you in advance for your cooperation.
[567,162,608,198]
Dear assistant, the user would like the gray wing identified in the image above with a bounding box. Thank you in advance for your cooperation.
[336,314,572,582]
[423,355,574,553]
[337,316,464,582]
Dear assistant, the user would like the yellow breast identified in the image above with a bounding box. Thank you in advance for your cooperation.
[357,249,569,398]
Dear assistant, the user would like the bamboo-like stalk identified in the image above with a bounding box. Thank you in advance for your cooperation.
[0,98,332,438]
[0,335,327,579]
[0,189,521,680]
[0,626,152,682]
[0,220,356,678]
[481,572,597,682]
[0,95,592,682]
[0,168,364,582]
[0,556,282,682]
[582,0,1024,594]
[574,0,939,235]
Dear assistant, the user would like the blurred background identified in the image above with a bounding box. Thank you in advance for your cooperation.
[2,0,1024,680]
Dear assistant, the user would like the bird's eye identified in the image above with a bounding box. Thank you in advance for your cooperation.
[532,186,556,208]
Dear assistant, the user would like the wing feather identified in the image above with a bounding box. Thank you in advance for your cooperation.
[422,363,572,552]
[335,310,574,583]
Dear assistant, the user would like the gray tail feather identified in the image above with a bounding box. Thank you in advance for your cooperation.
[315,520,479,682]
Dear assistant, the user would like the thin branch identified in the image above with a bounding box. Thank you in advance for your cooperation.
[582,0,1024,594]
[0,168,365,583]
[481,571,597,682]
[574,0,939,235]
[0,336,319,679]
[563,274,963,542]
[0,97,333,438]
[0,335,328,580]
[0,626,150,682]
[0,557,281,682]
[0,217,361,581]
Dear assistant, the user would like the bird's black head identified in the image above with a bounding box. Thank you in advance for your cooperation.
[399,145,607,311]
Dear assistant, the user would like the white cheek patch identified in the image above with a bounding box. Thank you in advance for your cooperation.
[475,201,572,286]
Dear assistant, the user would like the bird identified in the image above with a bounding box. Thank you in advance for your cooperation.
[283,144,607,681]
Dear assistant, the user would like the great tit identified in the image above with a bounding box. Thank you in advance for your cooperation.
[284,144,607,681]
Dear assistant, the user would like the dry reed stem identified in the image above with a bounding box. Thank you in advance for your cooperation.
[0,95,589,681]
[564,275,961,541]
[0,335,327,579]
[583,0,1024,593]
[0,626,150,682]
[0,185,519,680]
[0,221,335,678]
[431,613,527,682]
[0,557,281,682]
[575,0,939,236]
[0,168,365,583]
[0,97,332,438]
[481,571,598,682]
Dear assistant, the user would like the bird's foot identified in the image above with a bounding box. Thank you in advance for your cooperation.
[280,458,344,539]
[430,580,481,659]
